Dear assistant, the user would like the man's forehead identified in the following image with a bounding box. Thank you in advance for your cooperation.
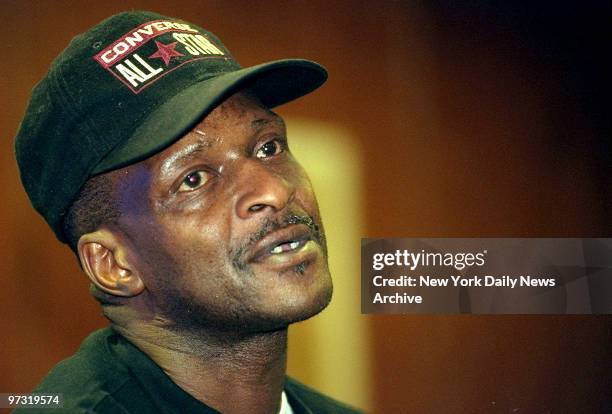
[191,92,283,131]
[111,93,285,177]
[165,93,283,152]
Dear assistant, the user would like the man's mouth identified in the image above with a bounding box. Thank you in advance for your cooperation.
[247,224,313,263]
[270,240,307,254]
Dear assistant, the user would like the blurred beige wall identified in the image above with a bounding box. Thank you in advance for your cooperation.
[286,118,369,409]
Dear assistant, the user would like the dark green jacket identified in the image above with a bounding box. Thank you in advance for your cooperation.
[14,328,362,414]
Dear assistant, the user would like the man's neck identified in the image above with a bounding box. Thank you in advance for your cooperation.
[114,323,288,414]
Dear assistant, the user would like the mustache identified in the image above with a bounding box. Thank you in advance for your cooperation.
[231,211,326,272]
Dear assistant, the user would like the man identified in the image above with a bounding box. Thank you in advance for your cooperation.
[15,10,361,414]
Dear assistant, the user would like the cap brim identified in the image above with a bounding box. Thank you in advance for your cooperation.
[92,59,327,174]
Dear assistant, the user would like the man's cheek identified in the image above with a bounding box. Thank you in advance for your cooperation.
[288,168,317,206]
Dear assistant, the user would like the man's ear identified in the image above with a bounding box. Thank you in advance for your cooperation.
[77,229,145,297]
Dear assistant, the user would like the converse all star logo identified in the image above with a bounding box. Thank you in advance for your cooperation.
[94,20,226,94]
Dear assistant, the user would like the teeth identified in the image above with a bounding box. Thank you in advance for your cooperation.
[270,241,302,254]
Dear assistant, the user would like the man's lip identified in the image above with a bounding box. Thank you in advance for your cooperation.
[247,224,312,263]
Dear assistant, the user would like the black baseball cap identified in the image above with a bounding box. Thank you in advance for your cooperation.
[15,11,327,242]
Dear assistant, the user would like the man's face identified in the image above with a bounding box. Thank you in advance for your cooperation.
[110,92,332,333]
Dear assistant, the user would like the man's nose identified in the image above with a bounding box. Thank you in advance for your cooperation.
[234,161,294,219]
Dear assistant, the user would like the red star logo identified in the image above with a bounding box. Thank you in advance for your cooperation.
[149,40,184,66]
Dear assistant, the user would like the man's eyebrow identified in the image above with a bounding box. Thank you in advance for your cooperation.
[159,140,212,177]
[251,115,285,131]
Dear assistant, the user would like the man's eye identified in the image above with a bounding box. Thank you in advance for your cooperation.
[178,170,209,192]
[256,139,285,159]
